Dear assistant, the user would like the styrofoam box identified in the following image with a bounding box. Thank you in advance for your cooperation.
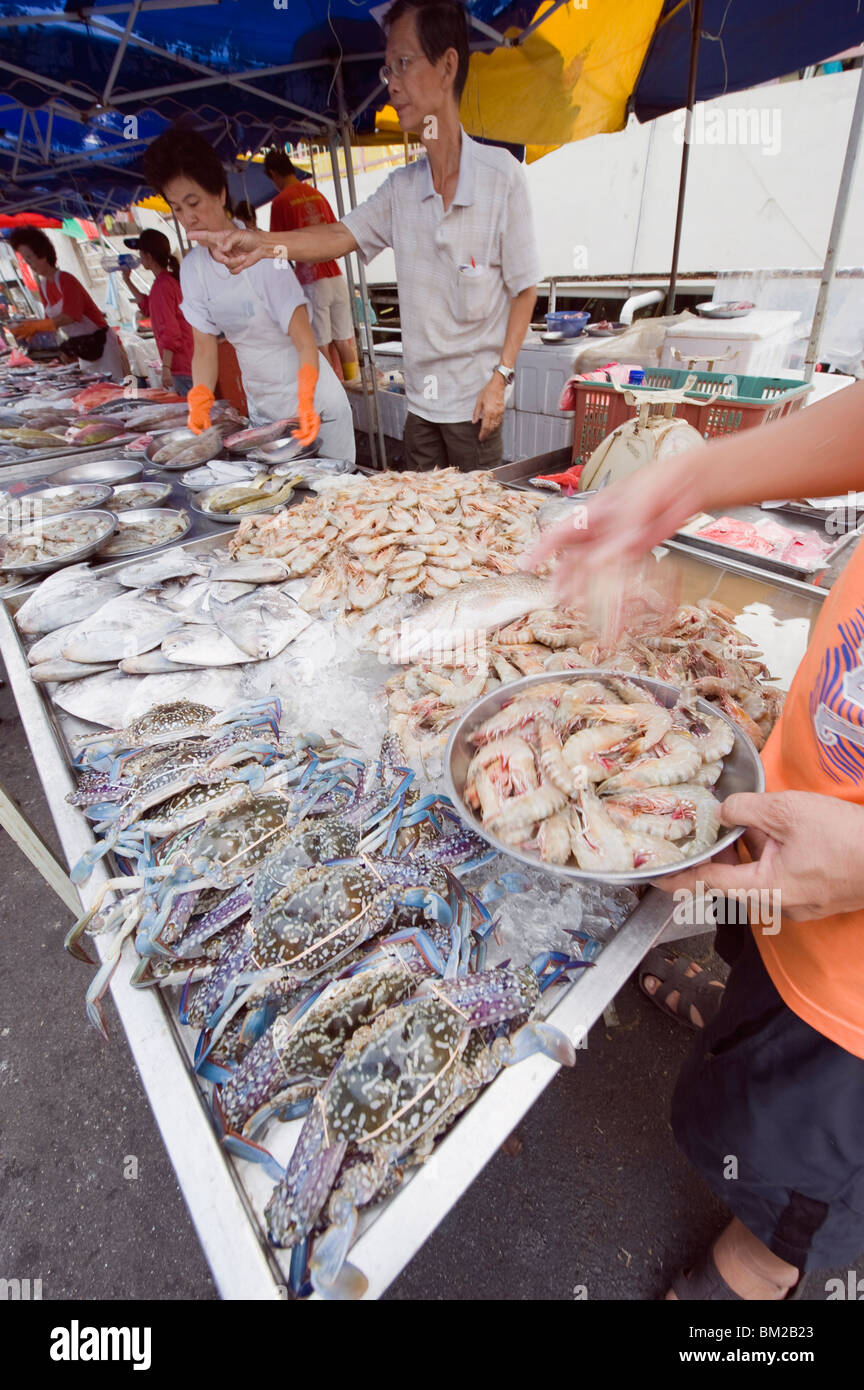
[511,409,573,461]
[378,389,408,439]
[660,309,800,376]
[514,339,579,414]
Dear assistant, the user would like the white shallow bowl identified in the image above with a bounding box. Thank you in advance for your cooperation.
[445,670,765,885]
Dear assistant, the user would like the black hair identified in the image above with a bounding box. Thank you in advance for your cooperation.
[233,200,256,226]
[8,226,57,266]
[143,127,232,213]
[263,148,298,179]
[137,227,179,279]
[384,0,470,101]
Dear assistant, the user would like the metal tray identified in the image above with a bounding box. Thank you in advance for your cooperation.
[109,481,174,510]
[0,508,118,575]
[96,506,192,559]
[50,457,144,487]
[674,525,838,581]
[10,482,114,515]
[445,671,764,885]
[190,482,297,524]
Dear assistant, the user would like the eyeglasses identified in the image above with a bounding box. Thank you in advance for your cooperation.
[379,54,421,86]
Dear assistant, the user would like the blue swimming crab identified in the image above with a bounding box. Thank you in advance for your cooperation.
[265,956,584,1297]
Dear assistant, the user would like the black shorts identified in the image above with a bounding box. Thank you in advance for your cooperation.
[671,923,864,1271]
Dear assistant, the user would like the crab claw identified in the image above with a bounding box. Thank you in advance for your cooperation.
[221,1133,285,1183]
[496,1020,576,1068]
[310,1214,367,1300]
[70,838,114,884]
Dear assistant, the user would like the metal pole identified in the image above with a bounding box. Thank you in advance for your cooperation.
[327,131,379,470]
[338,89,388,472]
[666,0,704,315]
[336,65,388,470]
[804,62,864,380]
[308,141,318,189]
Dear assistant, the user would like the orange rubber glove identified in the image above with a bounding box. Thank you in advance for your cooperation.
[292,363,321,446]
[15,318,55,339]
[187,384,215,435]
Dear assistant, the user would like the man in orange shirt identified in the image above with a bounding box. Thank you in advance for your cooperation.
[263,149,359,383]
[530,382,864,1301]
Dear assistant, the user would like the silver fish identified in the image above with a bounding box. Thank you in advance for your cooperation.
[207,557,290,584]
[61,594,183,663]
[388,573,554,664]
[31,657,116,683]
[114,549,209,589]
[222,418,295,453]
[27,620,86,665]
[124,668,247,723]
[119,650,199,674]
[15,565,126,635]
[212,590,312,660]
[151,426,224,467]
[52,668,143,727]
[161,623,253,667]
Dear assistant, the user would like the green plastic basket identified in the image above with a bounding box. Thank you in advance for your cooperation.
[570,370,812,463]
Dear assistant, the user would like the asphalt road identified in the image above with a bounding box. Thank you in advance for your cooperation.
[0,668,860,1303]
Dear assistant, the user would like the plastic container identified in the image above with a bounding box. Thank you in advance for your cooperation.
[545,311,590,339]
[628,368,645,385]
[567,369,812,463]
[661,310,800,375]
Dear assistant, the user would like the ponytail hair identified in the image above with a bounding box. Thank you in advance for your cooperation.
[166,253,180,280]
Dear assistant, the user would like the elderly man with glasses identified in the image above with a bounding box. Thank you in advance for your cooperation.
[194,0,540,472]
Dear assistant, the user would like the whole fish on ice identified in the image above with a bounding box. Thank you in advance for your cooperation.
[211,589,312,660]
[15,565,126,635]
[30,657,116,683]
[387,573,554,663]
[61,594,183,663]
[161,623,253,667]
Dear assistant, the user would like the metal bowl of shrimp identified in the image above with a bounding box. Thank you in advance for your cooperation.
[445,670,765,884]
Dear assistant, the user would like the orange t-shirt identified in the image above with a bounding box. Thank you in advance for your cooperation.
[269,181,341,287]
[755,536,864,1058]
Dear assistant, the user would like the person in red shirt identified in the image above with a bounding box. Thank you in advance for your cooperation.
[530,383,864,1301]
[263,149,359,382]
[8,226,129,381]
[122,228,194,396]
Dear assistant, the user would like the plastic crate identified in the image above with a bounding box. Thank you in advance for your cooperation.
[568,369,811,463]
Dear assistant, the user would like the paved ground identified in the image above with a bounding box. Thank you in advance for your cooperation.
[0,667,860,1302]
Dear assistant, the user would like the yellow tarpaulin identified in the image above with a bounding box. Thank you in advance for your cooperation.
[376,0,665,160]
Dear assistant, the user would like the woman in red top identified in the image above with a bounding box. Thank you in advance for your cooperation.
[122,228,194,397]
[9,226,129,382]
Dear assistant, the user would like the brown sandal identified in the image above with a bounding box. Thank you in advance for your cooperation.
[639,947,726,1032]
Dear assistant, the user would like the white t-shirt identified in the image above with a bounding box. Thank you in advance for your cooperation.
[179,233,308,339]
[343,129,540,424]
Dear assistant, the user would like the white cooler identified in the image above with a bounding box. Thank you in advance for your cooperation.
[660,309,800,375]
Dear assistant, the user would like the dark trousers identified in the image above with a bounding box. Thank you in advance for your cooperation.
[403,412,503,472]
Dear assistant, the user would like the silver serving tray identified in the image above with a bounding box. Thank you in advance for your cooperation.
[0,507,117,575]
[8,482,114,515]
[49,457,143,486]
[109,481,173,510]
[445,670,765,885]
[246,435,321,466]
[96,506,192,559]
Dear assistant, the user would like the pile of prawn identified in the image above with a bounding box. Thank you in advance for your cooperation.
[386,597,784,768]
[227,469,542,611]
[463,675,735,872]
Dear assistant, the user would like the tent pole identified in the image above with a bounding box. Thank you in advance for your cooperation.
[308,142,318,189]
[327,131,379,471]
[666,0,704,315]
[803,62,864,381]
[336,69,388,471]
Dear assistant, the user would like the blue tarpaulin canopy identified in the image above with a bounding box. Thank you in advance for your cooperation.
[1,1,863,216]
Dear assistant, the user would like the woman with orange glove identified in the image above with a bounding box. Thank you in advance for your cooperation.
[142,130,354,460]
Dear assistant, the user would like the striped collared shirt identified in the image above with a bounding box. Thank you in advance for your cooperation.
[343,128,540,424]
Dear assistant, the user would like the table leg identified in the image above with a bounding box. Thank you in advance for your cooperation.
[0,780,80,915]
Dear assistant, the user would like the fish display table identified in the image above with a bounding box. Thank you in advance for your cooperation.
[0,467,828,1299]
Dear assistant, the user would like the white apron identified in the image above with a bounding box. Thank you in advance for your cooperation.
[199,259,356,462]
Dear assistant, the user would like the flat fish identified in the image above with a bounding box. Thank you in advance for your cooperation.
[114,549,209,589]
[212,590,312,660]
[27,621,86,665]
[207,557,290,584]
[61,594,183,663]
[162,623,254,667]
[31,657,116,683]
[120,650,199,674]
[15,565,126,635]
[52,668,143,727]
[124,667,246,724]
[388,574,554,664]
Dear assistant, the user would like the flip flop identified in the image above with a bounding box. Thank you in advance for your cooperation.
[638,946,726,1031]
[671,1246,808,1300]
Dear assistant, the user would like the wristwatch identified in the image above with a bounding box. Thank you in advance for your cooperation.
[494,364,515,385]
